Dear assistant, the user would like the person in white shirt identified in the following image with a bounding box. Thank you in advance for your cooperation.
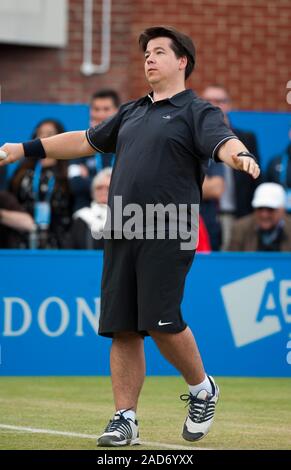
[68,167,111,249]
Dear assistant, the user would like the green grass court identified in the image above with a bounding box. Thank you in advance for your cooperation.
[0,376,290,450]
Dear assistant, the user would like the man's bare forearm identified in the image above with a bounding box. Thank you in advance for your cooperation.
[41,131,96,160]
[0,131,96,167]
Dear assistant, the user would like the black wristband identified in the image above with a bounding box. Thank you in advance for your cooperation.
[23,138,46,159]
[237,151,258,163]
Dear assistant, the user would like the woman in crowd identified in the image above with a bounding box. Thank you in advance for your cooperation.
[10,119,73,249]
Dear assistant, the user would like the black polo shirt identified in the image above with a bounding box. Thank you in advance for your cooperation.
[86,89,237,234]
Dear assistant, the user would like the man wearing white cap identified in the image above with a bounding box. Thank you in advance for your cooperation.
[228,183,291,251]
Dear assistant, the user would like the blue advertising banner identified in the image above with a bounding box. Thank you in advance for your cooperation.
[0,250,291,377]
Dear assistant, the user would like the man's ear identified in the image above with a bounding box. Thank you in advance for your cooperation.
[179,56,187,71]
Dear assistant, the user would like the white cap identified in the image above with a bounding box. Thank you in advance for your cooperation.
[252,183,286,209]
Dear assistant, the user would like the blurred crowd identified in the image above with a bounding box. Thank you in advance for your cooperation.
[1,86,291,252]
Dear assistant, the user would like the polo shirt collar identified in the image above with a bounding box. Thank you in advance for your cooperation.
[169,89,196,106]
[141,89,196,107]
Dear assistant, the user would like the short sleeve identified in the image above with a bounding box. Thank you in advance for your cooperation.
[191,99,238,162]
[86,100,135,154]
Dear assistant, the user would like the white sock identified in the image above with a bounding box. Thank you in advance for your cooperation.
[116,409,136,422]
[188,375,212,396]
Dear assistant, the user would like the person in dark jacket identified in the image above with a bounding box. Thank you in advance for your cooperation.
[68,90,120,212]
[265,132,291,213]
[202,84,261,249]
[200,160,224,251]
[10,119,72,249]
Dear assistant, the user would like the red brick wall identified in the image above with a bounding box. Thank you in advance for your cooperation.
[0,0,290,110]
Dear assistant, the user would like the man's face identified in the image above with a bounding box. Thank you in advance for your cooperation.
[254,207,284,231]
[202,86,231,115]
[144,37,186,86]
[90,98,118,127]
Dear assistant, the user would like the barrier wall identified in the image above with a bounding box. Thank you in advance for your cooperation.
[0,250,290,377]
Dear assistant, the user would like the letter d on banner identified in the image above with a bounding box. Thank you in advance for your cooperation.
[3,298,32,336]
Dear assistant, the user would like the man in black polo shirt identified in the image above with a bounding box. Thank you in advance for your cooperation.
[1,26,260,447]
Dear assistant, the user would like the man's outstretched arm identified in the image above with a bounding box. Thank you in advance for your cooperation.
[0,130,95,166]
[217,137,260,179]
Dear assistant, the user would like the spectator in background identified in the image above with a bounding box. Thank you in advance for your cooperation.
[89,89,121,127]
[200,160,224,250]
[68,89,120,212]
[228,183,291,252]
[10,119,72,249]
[202,84,260,249]
[67,168,112,250]
[265,127,291,213]
[0,190,34,248]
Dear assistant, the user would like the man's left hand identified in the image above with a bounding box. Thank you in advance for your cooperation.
[231,154,260,179]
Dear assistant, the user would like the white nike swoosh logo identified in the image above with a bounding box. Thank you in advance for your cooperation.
[158,320,173,326]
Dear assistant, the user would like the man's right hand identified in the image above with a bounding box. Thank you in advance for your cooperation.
[0,143,24,166]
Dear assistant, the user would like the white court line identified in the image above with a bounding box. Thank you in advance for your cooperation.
[0,424,213,451]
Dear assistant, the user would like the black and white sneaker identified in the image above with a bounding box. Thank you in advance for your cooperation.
[180,375,219,442]
[97,411,140,447]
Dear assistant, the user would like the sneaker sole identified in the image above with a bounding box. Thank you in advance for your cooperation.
[182,428,207,442]
[97,437,140,447]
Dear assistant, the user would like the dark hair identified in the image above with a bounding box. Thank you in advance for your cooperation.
[31,119,65,139]
[91,89,120,109]
[139,26,195,80]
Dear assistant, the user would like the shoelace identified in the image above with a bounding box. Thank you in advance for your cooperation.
[180,393,215,423]
[104,413,133,439]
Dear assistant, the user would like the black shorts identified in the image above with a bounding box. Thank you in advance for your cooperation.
[99,237,195,338]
